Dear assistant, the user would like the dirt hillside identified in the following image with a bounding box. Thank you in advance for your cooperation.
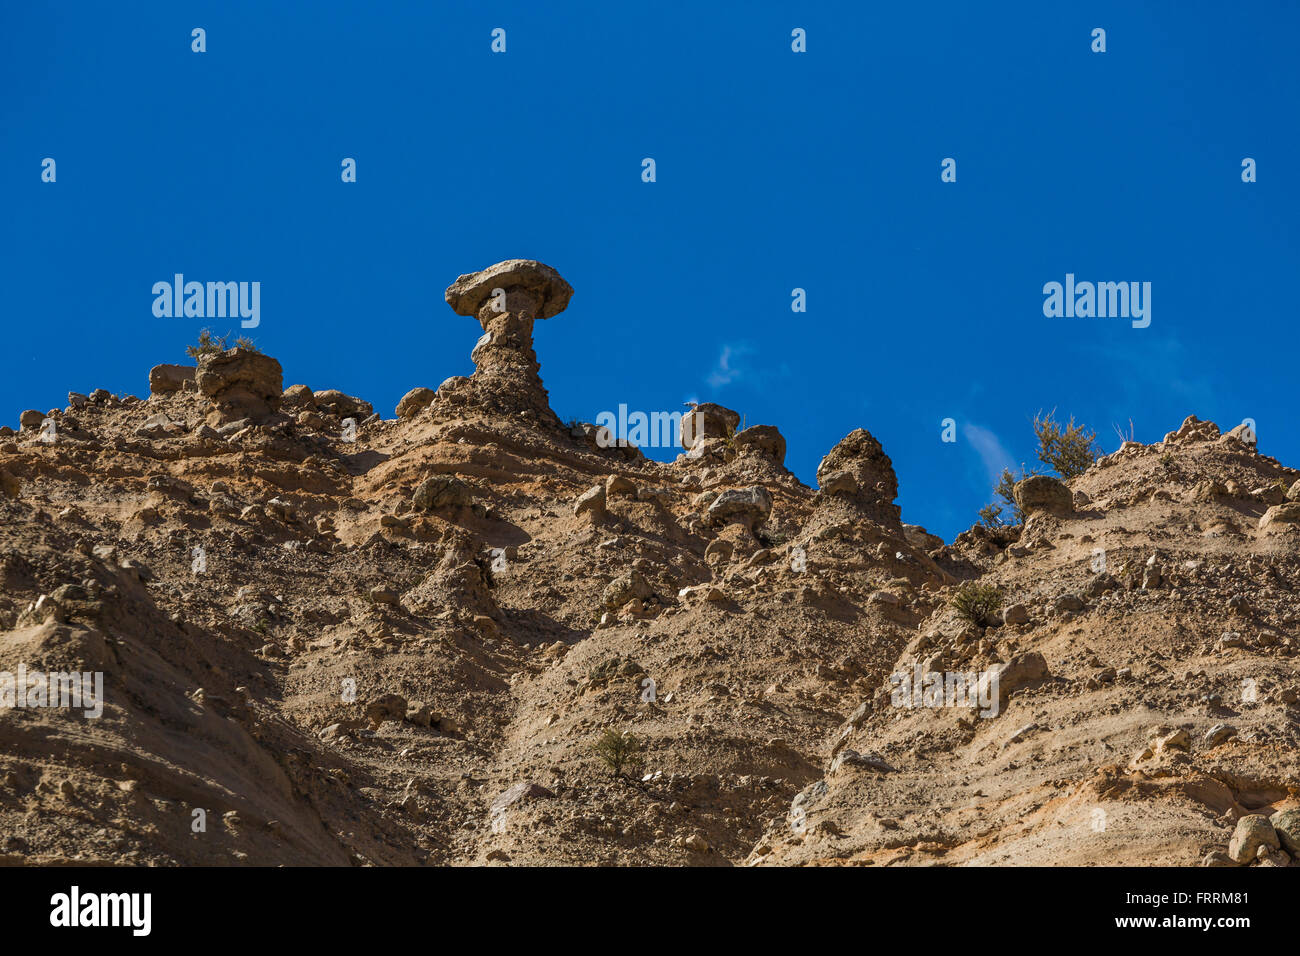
[1,259,1296,867]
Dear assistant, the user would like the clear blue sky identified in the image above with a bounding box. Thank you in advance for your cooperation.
[4,1,1297,542]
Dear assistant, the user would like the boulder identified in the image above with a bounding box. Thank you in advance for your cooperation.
[395,386,436,419]
[731,424,786,464]
[573,484,606,520]
[281,384,315,408]
[1165,414,1220,444]
[707,486,773,528]
[903,524,944,551]
[1218,422,1257,446]
[1259,503,1300,531]
[364,693,408,730]
[490,781,555,813]
[1204,723,1237,747]
[195,348,283,424]
[681,404,741,450]
[412,476,474,511]
[1269,809,1300,855]
[1202,850,1240,867]
[1002,603,1030,626]
[602,571,654,611]
[704,538,734,565]
[435,376,472,406]
[312,389,373,418]
[148,364,196,395]
[1227,814,1278,864]
[1153,728,1189,754]
[829,750,896,774]
[1013,475,1073,516]
[976,651,1050,711]
[605,475,637,498]
[1052,593,1086,613]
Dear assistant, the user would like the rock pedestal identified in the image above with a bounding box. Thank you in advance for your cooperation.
[444,259,573,420]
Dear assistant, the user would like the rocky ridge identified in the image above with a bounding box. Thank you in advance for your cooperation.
[0,260,1296,867]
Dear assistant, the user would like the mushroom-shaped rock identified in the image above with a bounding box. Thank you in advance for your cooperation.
[1013,475,1073,517]
[195,348,283,425]
[445,259,573,323]
[444,260,572,420]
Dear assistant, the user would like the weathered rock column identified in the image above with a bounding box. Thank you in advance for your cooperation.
[194,347,283,426]
[444,259,573,420]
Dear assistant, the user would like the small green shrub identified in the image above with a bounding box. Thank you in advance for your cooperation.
[979,466,1029,527]
[1033,409,1099,479]
[720,413,746,452]
[591,727,644,779]
[186,328,228,359]
[950,582,1003,627]
[757,524,791,548]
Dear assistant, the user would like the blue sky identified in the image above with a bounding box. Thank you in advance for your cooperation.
[3,1,1297,542]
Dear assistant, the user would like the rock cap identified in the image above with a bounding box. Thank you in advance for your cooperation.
[444,259,573,320]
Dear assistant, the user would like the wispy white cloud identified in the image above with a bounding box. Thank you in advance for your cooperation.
[706,344,750,389]
[962,423,1016,485]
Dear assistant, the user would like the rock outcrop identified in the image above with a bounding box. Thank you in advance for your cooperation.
[444,259,573,421]
[195,347,283,425]
[1,259,1298,872]
[815,427,901,526]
